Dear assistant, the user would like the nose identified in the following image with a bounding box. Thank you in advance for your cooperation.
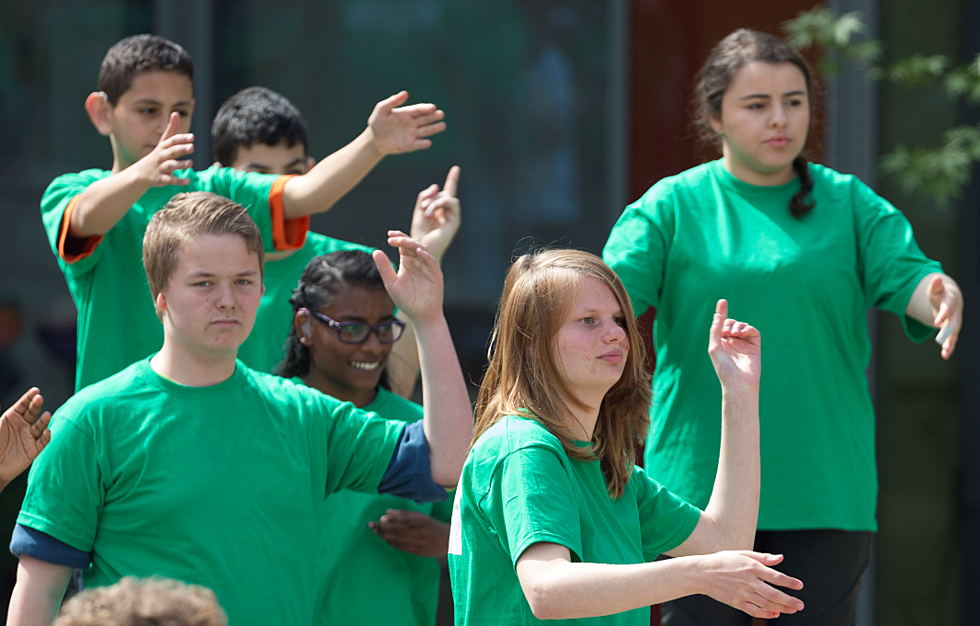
[770,102,787,129]
[216,284,236,309]
[604,320,627,344]
[359,330,385,355]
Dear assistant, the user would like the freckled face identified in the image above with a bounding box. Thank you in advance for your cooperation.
[107,70,194,169]
[710,61,810,185]
[553,277,629,402]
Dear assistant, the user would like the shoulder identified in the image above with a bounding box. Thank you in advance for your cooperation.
[366,387,423,423]
[43,170,110,198]
[635,161,719,205]
[808,162,897,214]
[308,232,374,256]
[53,360,154,427]
[472,414,565,461]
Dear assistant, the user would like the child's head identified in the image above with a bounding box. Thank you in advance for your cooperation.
[86,35,195,170]
[212,87,311,175]
[474,249,651,498]
[53,576,227,626]
[279,251,403,406]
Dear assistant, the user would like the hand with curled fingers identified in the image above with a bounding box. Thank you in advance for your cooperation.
[926,275,963,360]
[0,388,52,490]
[708,299,761,390]
[410,166,461,264]
[372,232,443,324]
[698,551,804,619]
[368,91,447,155]
[133,112,194,187]
[368,509,450,558]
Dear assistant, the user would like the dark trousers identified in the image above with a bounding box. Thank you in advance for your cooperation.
[661,530,872,626]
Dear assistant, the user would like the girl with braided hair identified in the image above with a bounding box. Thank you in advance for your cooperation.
[604,28,964,625]
[279,250,452,626]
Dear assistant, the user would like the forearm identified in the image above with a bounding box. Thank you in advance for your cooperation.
[520,556,702,620]
[282,128,384,219]
[698,384,760,553]
[387,314,420,399]
[7,557,72,626]
[906,272,959,326]
[69,168,148,237]
[414,314,473,486]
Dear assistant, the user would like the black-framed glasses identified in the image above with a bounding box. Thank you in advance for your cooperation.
[300,308,406,344]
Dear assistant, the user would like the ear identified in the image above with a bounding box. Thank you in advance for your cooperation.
[707,111,724,135]
[305,156,316,173]
[85,92,113,137]
[154,291,168,320]
[294,310,313,345]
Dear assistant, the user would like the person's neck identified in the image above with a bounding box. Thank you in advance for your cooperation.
[151,339,238,387]
[721,150,796,186]
[561,392,602,442]
[302,369,378,409]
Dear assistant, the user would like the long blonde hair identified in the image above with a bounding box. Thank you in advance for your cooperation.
[474,249,651,498]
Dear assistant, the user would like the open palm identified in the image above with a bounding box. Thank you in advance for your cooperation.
[0,388,51,487]
[373,231,444,323]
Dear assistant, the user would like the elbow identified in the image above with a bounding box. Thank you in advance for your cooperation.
[524,581,563,620]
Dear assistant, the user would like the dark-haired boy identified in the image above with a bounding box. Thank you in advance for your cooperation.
[212,86,460,391]
[10,192,473,626]
[44,35,446,391]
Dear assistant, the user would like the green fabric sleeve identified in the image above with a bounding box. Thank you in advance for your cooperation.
[487,445,583,567]
[39,172,104,276]
[852,181,943,342]
[602,190,675,316]
[17,414,108,552]
[321,401,406,497]
[632,466,701,560]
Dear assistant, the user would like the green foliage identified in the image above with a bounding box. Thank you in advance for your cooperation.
[783,7,980,205]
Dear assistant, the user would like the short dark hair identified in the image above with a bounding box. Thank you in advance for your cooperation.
[212,87,309,166]
[99,34,194,105]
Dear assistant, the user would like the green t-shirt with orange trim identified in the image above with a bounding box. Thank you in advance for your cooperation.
[238,233,374,374]
[40,166,308,391]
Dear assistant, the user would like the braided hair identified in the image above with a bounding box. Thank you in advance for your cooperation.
[693,28,817,219]
[277,250,390,387]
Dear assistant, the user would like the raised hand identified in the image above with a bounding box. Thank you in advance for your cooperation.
[367,91,446,155]
[0,388,52,490]
[410,166,461,263]
[373,231,443,324]
[368,509,450,558]
[707,299,761,389]
[134,112,194,187]
[699,551,804,619]
[927,275,963,360]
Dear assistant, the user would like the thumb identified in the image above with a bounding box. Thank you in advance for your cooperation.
[159,111,181,143]
[377,91,409,114]
[929,275,945,302]
[373,250,398,290]
[710,299,727,343]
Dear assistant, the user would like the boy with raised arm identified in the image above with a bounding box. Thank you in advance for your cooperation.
[44,35,445,391]
[211,87,460,391]
[9,192,473,626]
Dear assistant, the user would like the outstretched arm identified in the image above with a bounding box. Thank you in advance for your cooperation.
[282,92,446,219]
[669,299,761,556]
[515,542,803,620]
[905,272,963,360]
[69,112,194,237]
[0,388,52,493]
[388,166,463,398]
[7,556,72,626]
[373,233,472,487]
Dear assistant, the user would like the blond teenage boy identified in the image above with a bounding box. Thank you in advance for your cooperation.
[10,192,473,626]
[43,35,446,391]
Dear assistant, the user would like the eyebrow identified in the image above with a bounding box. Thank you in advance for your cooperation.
[131,98,193,107]
[739,90,806,100]
[244,157,305,172]
[188,269,259,278]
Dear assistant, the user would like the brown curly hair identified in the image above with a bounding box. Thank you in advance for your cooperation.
[54,577,227,626]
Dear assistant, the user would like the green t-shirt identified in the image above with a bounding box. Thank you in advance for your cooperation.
[18,358,403,626]
[238,233,374,374]
[603,160,942,531]
[448,415,700,626]
[40,167,307,391]
[312,386,451,626]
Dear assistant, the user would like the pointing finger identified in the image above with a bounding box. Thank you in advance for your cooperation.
[159,111,181,144]
[443,165,460,197]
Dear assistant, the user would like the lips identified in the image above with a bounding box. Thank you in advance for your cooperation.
[210,319,240,327]
[598,351,624,364]
[764,136,791,147]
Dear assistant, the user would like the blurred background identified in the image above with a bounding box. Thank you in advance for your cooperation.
[0,1,976,624]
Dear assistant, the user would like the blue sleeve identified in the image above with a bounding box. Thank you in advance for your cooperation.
[10,524,91,568]
[378,420,449,503]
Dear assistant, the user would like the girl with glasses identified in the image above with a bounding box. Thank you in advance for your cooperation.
[449,249,803,625]
[279,249,453,626]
